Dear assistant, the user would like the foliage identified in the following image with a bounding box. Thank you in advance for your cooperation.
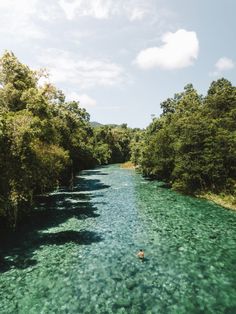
[0,52,96,228]
[0,51,138,229]
[93,124,133,164]
[134,79,236,196]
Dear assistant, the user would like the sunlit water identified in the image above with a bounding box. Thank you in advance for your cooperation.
[0,165,236,313]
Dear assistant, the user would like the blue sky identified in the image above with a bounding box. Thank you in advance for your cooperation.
[0,0,235,128]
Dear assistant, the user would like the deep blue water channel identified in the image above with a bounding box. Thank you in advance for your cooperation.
[0,165,236,313]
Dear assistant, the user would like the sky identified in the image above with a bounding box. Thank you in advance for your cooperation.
[0,0,235,128]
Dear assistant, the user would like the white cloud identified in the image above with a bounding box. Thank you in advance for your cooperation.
[58,0,153,21]
[0,0,45,40]
[0,0,36,12]
[209,57,235,77]
[128,8,147,21]
[215,57,234,71]
[123,1,153,21]
[37,3,63,22]
[134,29,199,70]
[59,0,110,20]
[66,92,97,108]
[37,49,128,89]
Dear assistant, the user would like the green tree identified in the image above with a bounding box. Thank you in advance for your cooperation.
[0,52,96,228]
[138,80,236,196]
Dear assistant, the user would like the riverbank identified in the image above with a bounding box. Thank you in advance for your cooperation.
[120,161,136,169]
[121,163,236,211]
[198,192,236,211]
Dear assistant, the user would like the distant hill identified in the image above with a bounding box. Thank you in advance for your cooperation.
[90,121,103,127]
[90,121,122,128]
[90,122,141,130]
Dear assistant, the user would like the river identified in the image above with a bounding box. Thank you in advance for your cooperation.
[0,165,236,313]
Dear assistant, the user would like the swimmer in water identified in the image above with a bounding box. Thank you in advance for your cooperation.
[137,249,144,261]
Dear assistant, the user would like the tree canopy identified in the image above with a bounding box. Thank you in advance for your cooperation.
[0,52,134,229]
[132,78,236,197]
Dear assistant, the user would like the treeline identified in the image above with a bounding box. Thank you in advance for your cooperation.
[132,80,236,197]
[0,52,134,229]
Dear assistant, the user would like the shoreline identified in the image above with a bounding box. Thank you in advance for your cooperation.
[120,163,236,211]
[197,192,236,211]
[120,161,136,170]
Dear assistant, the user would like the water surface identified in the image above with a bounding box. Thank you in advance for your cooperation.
[0,165,236,313]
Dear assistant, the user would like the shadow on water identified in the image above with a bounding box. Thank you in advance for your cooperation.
[81,170,109,176]
[76,177,110,192]
[0,173,109,273]
[0,230,103,272]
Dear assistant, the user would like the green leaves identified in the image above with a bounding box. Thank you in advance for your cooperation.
[0,51,37,112]
[137,79,236,196]
[93,125,132,164]
[0,52,97,228]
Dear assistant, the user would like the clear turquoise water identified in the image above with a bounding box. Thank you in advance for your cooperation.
[0,165,236,313]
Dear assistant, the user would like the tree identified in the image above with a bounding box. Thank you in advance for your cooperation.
[138,80,236,196]
[0,52,97,228]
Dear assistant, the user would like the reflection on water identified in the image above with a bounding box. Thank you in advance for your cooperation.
[0,165,236,313]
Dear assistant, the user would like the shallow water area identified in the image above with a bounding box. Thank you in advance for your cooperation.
[0,165,236,313]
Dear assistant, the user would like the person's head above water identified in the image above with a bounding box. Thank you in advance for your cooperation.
[137,249,144,260]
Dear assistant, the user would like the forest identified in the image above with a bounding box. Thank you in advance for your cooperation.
[0,52,134,230]
[132,80,236,204]
[0,52,235,230]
